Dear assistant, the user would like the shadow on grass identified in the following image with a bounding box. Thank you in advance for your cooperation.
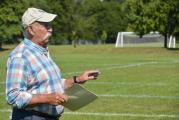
[167,48,179,51]
[0,48,10,51]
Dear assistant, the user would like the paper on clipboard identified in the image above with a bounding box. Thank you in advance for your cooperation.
[63,83,98,111]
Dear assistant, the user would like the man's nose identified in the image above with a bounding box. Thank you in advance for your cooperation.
[47,27,52,33]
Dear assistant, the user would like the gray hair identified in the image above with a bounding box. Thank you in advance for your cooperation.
[22,26,31,39]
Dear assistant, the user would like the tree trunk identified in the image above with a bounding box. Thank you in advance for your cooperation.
[73,40,77,48]
[164,34,168,48]
[0,42,2,51]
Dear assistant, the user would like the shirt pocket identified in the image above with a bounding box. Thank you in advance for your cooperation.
[27,69,49,91]
[36,69,49,83]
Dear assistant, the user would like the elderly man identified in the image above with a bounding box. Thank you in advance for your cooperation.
[6,8,100,120]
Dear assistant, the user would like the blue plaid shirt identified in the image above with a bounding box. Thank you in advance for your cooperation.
[6,38,65,116]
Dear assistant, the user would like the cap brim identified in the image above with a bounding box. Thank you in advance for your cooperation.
[36,13,57,23]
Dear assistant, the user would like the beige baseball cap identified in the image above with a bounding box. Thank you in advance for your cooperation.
[22,7,57,28]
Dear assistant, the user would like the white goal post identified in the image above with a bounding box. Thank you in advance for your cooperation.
[115,32,133,47]
[115,32,176,48]
[168,35,176,48]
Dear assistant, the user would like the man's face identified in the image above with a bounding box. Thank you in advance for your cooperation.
[29,21,52,46]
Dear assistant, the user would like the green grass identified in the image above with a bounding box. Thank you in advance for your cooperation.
[1,44,179,120]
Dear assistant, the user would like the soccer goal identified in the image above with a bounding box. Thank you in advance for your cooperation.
[115,32,166,48]
[168,35,176,48]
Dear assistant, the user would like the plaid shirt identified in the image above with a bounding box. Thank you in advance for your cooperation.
[6,38,65,116]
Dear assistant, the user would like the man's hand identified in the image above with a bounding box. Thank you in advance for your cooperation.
[28,93,68,106]
[46,93,68,105]
[76,70,100,83]
[64,70,100,89]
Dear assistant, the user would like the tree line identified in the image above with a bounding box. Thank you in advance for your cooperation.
[0,0,178,49]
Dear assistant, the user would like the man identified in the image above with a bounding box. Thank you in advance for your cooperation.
[6,7,100,120]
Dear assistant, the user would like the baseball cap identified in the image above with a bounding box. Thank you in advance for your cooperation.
[22,7,57,28]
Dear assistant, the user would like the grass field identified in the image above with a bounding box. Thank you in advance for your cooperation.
[0,44,179,120]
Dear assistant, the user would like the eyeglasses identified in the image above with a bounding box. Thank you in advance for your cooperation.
[37,22,52,29]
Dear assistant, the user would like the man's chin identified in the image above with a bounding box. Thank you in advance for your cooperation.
[44,39,49,43]
[39,39,49,48]
[43,39,49,46]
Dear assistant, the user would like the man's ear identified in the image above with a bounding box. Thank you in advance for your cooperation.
[28,25,35,36]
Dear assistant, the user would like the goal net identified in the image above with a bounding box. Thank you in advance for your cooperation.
[115,32,167,48]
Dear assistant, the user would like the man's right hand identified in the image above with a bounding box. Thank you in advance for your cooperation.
[28,93,68,106]
[46,93,68,105]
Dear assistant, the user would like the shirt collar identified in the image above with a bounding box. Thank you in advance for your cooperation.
[23,38,48,54]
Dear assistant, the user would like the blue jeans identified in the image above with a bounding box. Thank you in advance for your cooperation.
[11,108,60,120]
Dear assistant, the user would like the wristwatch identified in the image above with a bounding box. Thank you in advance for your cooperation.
[73,76,78,83]
[73,76,86,84]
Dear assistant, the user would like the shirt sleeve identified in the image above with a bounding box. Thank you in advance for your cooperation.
[6,57,32,109]
[61,78,66,90]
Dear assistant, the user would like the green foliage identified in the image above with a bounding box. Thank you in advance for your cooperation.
[0,0,128,47]
[0,0,50,45]
[100,30,107,43]
[0,0,179,48]
[124,0,179,47]
[0,1,21,43]
[84,0,127,43]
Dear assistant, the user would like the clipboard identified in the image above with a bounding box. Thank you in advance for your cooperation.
[63,83,98,111]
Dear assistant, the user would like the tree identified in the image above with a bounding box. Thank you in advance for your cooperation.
[84,0,127,43]
[0,0,21,50]
[0,0,49,50]
[0,0,130,47]
[100,30,107,43]
[124,0,152,37]
[124,0,179,48]
[48,0,93,47]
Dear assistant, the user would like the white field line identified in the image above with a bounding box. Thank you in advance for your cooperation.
[0,81,174,87]
[64,112,179,118]
[98,94,179,100]
[1,92,179,100]
[62,60,179,75]
[73,59,179,67]
[87,81,175,87]
[62,61,159,75]
[1,60,179,85]
[0,109,179,118]
[1,60,179,99]
[1,81,178,88]
[99,62,158,71]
